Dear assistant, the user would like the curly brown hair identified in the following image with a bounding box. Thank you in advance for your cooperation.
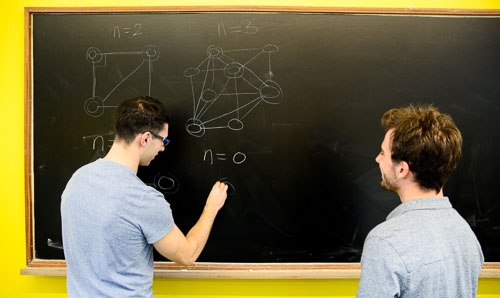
[381,104,462,192]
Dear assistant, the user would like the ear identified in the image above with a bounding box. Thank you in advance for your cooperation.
[396,160,411,179]
[138,132,149,147]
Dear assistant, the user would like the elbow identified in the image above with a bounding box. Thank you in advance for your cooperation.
[176,256,196,267]
[184,259,196,267]
[174,251,197,267]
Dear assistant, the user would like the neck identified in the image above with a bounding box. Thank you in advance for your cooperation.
[398,183,443,203]
[103,139,140,174]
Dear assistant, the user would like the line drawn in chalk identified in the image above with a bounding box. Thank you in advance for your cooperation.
[84,45,159,117]
[184,44,282,137]
[153,172,180,194]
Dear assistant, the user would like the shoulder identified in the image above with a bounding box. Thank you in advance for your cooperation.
[363,223,399,259]
[362,215,417,268]
[365,215,406,241]
[64,160,104,189]
[362,217,406,262]
[140,185,170,207]
[71,159,99,176]
[70,159,124,180]
[117,174,171,213]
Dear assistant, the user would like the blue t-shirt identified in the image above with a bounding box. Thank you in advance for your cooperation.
[61,159,174,297]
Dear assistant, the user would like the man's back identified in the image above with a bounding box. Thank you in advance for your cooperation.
[61,159,174,297]
[358,197,484,297]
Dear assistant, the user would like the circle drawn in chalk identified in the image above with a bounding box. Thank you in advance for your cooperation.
[201,89,218,103]
[228,118,244,131]
[86,47,103,64]
[184,67,200,77]
[223,62,245,79]
[259,80,283,105]
[262,44,279,54]
[143,45,160,61]
[154,172,180,194]
[84,96,105,117]
[185,118,206,137]
[206,45,224,59]
[233,152,247,164]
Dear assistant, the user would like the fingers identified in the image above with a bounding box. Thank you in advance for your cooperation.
[220,181,228,192]
[214,181,228,193]
[206,181,228,211]
[209,181,228,199]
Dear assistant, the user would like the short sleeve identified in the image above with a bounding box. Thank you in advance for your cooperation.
[138,191,175,244]
[357,235,406,298]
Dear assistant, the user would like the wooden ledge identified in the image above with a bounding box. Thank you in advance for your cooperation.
[25,6,500,15]
[21,262,500,279]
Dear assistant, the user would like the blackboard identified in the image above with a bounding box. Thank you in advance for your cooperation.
[25,7,500,276]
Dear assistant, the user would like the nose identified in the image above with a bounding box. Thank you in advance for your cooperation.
[375,153,381,163]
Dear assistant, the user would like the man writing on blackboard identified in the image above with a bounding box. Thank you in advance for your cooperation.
[357,104,484,297]
[61,96,228,297]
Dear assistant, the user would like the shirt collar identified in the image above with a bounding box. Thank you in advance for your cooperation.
[387,197,452,220]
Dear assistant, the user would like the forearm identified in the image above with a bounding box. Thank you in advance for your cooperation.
[183,205,219,264]
[154,182,227,266]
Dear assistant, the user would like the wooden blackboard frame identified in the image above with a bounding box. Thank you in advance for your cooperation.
[23,6,500,278]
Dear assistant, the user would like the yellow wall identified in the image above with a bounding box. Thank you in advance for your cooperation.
[2,0,499,297]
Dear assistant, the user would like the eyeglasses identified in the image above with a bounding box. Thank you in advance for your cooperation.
[148,131,170,147]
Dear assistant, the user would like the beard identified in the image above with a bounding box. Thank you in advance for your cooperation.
[380,171,399,193]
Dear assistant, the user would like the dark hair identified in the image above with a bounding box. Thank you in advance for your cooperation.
[381,104,462,192]
[114,96,170,143]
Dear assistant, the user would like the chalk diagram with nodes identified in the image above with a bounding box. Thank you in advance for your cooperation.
[184,44,283,137]
[82,45,179,194]
[83,45,160,117]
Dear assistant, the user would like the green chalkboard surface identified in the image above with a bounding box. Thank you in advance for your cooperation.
[29,9,500,264]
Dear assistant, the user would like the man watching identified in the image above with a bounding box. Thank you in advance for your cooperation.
[357,104,484,297]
